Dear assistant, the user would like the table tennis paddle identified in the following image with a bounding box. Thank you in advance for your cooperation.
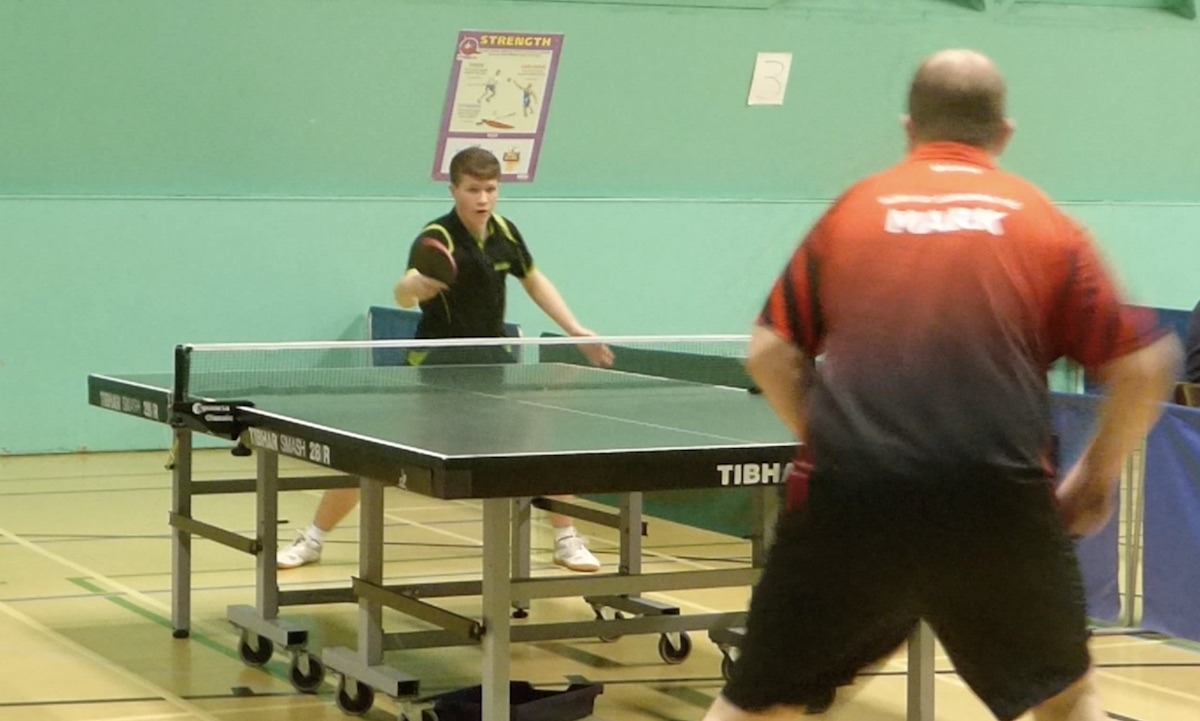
[412,237,457,285]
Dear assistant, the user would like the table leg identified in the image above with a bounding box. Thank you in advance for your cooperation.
[256,449,280,619]
[510,498,531,615]
[481,498,511,717]
[360,476,385,664]
[907,621,934,721]
[618,492,643,578]
[170,427,192,637]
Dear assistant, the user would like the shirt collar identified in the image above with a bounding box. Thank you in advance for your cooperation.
[448,207,493,246]
[907,142,997,170]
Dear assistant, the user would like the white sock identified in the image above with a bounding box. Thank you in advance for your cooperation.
[305,525,328,543]
[554,525,578,543]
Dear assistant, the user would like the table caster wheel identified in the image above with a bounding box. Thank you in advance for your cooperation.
[288,652,325,693]
[720,652,736,681]
[593,607,625,643]
[237,631,273,667]
[335,676,375,716]
[658,631,691,664]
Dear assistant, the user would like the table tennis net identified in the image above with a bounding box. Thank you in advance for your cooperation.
[176,336,754,401]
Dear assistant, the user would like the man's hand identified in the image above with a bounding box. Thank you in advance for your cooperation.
[409,274,449,302]
[572,328,614,367]
[394,271,448,307]
[1055,461,1118,537]
[1059,334,1181,537]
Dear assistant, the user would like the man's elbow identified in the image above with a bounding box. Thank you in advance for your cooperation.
[746,326,800,381]
[745,348,773,384]
[1135,335,1183,391]
[1098,334,1183,399]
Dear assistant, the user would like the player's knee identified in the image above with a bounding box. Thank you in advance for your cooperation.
[1031,670,1103,721]
[701,694,801,720]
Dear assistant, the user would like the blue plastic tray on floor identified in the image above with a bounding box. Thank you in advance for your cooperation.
[430,681,603,721]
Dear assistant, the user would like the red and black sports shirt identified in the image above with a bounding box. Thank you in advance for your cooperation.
[760,142,1163,478]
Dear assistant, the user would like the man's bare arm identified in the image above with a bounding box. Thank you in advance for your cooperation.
[1058,334,1181,535]
[745,325,809,438]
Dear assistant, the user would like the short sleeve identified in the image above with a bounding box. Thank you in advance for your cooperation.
[494,216,535,279]
[757,224,826,357]
[1055,227,1165,369]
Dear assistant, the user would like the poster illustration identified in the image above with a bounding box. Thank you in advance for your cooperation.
[432,31,564,182]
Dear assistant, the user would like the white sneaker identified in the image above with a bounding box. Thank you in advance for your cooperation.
[277,533,322,569]
[553,534,600,573]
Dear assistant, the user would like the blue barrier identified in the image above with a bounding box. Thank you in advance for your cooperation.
[1054,390,1200,641]
[1142,405,1200,642]
[366,305,521,366]
[1051,393,1122,622]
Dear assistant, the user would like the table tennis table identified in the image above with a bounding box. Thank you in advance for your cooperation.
[87,336,937,720]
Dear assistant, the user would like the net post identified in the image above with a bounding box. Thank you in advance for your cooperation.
[173,344,192,410]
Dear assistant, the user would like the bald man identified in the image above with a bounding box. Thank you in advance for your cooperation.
[700,50,1179,721]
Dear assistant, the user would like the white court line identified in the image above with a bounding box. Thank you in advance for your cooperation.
[417,380,765,449]
[1091,635,1180,650]
[288,487,485,548]
[1094,665,1200,703]
[184,697,337,720]
[0,598,223,721]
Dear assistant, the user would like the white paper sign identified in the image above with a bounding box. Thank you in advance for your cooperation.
[748,52,793,106]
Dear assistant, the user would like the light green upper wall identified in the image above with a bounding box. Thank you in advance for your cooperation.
[2,0,1199,454]
[1,0,1197,200]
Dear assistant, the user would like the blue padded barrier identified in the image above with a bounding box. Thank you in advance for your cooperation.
[1141,404,1200,643]
[366,305,520,366]
[1051,392,1122,622]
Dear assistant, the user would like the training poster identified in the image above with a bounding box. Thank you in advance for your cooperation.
[432,31,564,182]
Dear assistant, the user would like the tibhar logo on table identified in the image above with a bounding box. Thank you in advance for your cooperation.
[247,428,332,466]
[716,462,791,486]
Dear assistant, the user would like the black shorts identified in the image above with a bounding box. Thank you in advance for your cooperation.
[723,468,1091,721]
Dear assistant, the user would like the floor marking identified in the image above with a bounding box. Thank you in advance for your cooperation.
[0,599,225,721]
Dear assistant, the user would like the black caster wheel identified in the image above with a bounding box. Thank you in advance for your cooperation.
[237,632,274,667]
[288,653,325,693]
[172,629,189,639]
[658,631,692,664]
[720,652,737,681]
[335,677,376,716]
[512,608,529,619]
[593,608,625,643]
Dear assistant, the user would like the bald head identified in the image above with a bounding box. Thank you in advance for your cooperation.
[907,49,1008,149]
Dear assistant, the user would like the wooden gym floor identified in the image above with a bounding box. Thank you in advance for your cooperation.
[0,450,1196,721]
